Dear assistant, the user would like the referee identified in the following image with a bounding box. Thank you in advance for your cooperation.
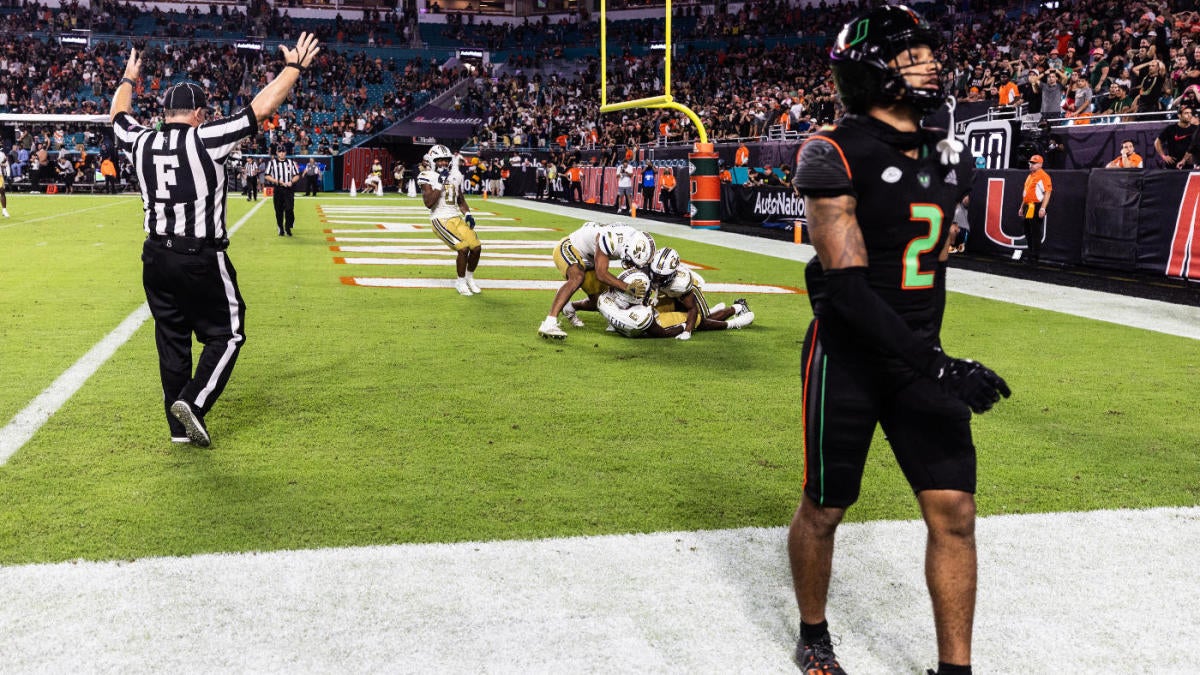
[109,33,321,447]
[265,146,300,236]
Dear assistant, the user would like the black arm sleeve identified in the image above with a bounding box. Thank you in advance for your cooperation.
[824,267,941,375]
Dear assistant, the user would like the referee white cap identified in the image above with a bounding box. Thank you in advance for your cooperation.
[163,82,208,110]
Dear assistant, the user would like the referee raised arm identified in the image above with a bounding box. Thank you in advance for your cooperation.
[109,33,321,447]
[264,146,301,236]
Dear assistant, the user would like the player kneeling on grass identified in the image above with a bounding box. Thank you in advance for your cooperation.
[647,247,754,340]
[538,222,655,339]
[597,269,687,338]
[419,144,482,296]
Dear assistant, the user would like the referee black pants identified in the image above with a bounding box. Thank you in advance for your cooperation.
[273,187,295,235]
[141,238,246,437]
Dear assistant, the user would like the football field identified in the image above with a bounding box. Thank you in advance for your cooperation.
[0,192,1198,672]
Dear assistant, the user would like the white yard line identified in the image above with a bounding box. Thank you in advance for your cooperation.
[0,199,130,230]
[0,506,1195,673]
[0,201,266,465]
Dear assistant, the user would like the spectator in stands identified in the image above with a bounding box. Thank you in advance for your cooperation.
[1156,107,1197,168]
[1133,59,1167,113]
[1034,68,1065,123]
[998,68,1021,107]
[1106,139,1144,168]
[1102,83,1136,121]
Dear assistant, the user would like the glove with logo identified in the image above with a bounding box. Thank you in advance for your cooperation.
[625,277,648,299]
[464,214,476,229]
[437,167,451,182]
[932,353,1011,413]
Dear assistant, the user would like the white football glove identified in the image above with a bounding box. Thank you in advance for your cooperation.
[675,330,692,341]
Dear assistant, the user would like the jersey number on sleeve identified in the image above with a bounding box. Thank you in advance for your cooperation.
[902,203,943,290]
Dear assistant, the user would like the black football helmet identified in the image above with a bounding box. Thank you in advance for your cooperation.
[830,4,945,114]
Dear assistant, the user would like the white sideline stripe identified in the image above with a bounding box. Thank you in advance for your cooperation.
[0,305,151,464]
[346,278,800,293]
[0,506,1196,672]
[0,201,267,465]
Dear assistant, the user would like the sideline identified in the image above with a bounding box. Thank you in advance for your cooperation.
[0,200,267,465]
[0,506,1196,672]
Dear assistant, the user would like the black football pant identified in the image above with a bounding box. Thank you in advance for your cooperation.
[142,238,246,438]
[1021,215,1043,262]
[273,188,295,234]
[304,175,319,196]
[245,175,258,200]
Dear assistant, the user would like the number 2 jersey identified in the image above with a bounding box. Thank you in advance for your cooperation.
[793,114,975,371]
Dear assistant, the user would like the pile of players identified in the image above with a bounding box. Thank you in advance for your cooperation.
[537,221,754,340]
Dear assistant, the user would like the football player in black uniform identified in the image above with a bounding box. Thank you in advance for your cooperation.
[788,7,1010,675]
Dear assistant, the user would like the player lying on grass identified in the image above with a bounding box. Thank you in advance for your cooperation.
[645,246,755,341]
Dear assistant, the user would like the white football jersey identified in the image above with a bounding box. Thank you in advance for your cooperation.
[418,168,465,220]
[659,266,702,298]
[567,222,637,265]
[598,269,655,337]
[0,153,8,177]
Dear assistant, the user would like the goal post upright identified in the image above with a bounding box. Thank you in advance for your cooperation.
[598,0,718,228]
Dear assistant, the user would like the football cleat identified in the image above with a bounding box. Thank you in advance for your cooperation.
[538,317,567,339]
[169,400,210,448]
[795,634,847,675]
[726,311,755,329]
[733,298,751,315]
[561,303,585,328]
[466,278,482,294]
[455,279,474,296]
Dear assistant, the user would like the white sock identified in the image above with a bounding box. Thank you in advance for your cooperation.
[465,271,475,282]
[545,315,557,323]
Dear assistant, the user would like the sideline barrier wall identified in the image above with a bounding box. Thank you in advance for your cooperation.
[967,169,1200,281]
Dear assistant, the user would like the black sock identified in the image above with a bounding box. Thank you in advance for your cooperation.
[936,662,971,675]
[799,619,829,644]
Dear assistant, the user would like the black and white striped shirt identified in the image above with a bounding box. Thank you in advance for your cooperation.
[264,157,299,190]
[113,107,257,239]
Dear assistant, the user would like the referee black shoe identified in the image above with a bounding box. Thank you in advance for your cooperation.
[170,400,210,447]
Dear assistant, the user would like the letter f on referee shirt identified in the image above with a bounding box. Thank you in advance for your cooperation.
[153,155,180,200]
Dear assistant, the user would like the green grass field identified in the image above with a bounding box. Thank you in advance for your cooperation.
[1,192,1197,566]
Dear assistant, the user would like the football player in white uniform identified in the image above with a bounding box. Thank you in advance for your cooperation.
[538,222,655,339]
[362,158,384,193]
[596,269,687,338]
[647,247,754,340]
[0,150,9,217]
[419,145,483,296]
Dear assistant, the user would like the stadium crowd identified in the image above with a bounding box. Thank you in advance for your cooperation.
[4,0,1200,191]
[464,0,1198,153]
